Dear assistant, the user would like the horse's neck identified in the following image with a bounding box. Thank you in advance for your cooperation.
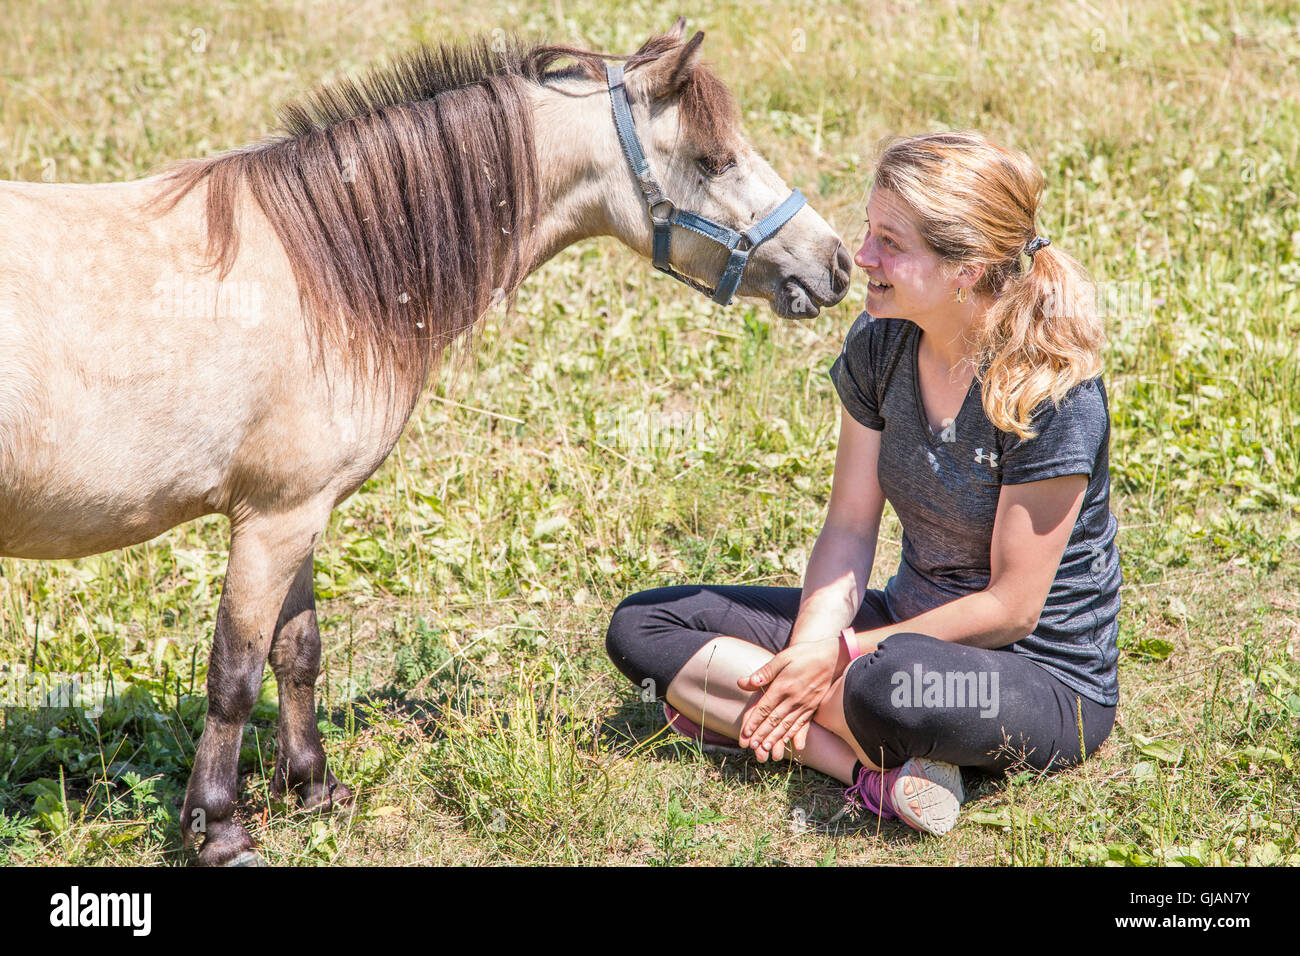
[523,80,624,272]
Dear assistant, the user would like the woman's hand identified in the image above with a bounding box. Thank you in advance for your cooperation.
[737,637,844,761]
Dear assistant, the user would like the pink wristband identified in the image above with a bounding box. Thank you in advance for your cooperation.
[840,627,862,661]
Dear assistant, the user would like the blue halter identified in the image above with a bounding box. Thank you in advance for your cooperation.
[605,62,807,306]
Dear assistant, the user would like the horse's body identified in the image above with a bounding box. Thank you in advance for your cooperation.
[0,177,372,560]
[0,21,849,863]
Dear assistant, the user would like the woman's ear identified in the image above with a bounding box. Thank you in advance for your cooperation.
[956,261,986,293]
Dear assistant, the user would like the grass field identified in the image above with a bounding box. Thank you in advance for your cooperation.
[1,0,1297,865]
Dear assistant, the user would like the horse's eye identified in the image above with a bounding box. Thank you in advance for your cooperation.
[696,156,736,178]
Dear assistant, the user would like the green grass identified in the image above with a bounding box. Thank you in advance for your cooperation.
[1,0,1298,865]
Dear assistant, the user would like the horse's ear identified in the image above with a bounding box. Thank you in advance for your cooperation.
[640,29,705,101]
[664,16,688,42]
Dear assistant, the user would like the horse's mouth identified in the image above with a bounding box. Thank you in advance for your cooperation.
[772,278,824,319]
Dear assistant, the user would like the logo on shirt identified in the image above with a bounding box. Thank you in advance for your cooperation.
[973,447,999,468]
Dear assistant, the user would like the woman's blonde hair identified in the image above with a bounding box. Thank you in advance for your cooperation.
[871,130,1103,440]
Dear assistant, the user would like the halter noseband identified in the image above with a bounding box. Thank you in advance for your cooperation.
[605,62,807,306]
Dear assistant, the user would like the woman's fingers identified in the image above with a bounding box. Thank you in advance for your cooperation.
[737,649,789,692]
[771,714,812,762]
[749,693,800,748]
[759,704,808,756]
[740,679,791,743]
[756,707,817,763]
[744,696,792,752]
[740,645,836,754]
[792,715,813,752]
[739,694,774,747]
[746,683,820,750]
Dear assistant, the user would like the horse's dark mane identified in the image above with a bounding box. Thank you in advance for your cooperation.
[147,30,739,413]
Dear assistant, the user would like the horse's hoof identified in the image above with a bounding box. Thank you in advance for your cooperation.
[301,780,354,814]
[224,849,268,867]
[195,827,257,867]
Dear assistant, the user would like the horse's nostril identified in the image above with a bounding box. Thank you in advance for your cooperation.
[830,244,852,297]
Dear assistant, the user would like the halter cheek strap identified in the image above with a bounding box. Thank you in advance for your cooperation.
[605,62,807,306]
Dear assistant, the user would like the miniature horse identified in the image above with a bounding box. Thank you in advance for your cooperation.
[0,19,850,864]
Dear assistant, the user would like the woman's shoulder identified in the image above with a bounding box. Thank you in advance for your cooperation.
[840,311,915,364]
[844,310,913,338]
[997,373,1112,479]
[1037,375,1110,421]
[830,313,918,430]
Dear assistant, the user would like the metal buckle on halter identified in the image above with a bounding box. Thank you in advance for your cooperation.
[648,198,675,225]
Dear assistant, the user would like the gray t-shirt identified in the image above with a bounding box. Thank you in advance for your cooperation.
[829,310,1121,705]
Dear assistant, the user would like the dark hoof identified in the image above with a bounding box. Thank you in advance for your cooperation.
[224,850,268,867]
[195,826,257,867]
[300,780,354,814]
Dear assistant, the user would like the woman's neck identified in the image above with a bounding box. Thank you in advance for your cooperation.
[915,307,986,383]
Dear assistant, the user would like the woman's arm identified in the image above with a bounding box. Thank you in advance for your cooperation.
[788,407,886,646]
[846,473,1089,653]
[737,408,885,759]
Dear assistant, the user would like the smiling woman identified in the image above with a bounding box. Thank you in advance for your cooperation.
[605,130,1121,838]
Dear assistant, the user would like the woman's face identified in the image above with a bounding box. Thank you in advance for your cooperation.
[854,188,958,322]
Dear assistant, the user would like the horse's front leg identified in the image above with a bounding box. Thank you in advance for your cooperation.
[268,549,352,811]
[182,508,325,866]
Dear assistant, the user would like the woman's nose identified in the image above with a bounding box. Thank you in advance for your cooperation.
[854,236,877,270]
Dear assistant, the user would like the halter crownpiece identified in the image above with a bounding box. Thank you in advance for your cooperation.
[605,61,807,305]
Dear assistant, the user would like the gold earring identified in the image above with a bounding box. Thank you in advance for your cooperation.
[954,287,968,303]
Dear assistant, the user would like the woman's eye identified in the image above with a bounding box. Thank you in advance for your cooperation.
[864,221,896,249]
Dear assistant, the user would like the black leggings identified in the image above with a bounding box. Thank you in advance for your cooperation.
[605,584,1115,774]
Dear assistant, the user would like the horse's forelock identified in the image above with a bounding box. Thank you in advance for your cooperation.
[675,63,741,169]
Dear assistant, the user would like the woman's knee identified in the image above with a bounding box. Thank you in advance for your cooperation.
[604,594,642,660]
[604,586,717,697]
[605,588,678,656]
[839,633,971,764]
[605,605,656,692]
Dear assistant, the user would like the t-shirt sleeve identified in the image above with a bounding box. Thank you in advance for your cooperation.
[999,378,1109,484]
[828,311,885,431]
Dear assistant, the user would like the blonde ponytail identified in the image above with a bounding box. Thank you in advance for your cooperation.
[972,241,1104,439]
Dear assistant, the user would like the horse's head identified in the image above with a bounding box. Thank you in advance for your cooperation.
[590,20,851,318]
